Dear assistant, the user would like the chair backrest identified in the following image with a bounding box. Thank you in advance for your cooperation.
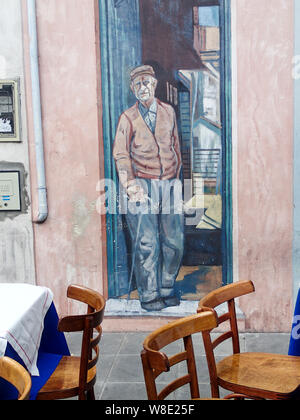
[57,284,106,395]
[141,311,218,400]
[197,280,255,355]
[0,357,32,400]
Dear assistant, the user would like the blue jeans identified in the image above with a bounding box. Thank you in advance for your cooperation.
[124,178,184,303]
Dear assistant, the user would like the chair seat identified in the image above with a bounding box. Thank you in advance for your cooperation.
[37,356,97,400]
[217,352,300,399]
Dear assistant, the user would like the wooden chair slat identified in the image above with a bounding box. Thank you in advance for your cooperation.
[218,312,231,324]
[157,374,192,400]
[88,346,99,370]
[212,331,233,350]
[169,351,188,367]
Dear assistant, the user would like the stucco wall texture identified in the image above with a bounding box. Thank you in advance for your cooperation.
[19,0,295,331]
[0,0,36,286]
[236,0,294,331]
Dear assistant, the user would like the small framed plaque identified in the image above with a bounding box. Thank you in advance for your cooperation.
[0,80,21,142]
[0,171,21,211]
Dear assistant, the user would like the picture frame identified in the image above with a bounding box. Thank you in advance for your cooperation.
[0,79,21,142]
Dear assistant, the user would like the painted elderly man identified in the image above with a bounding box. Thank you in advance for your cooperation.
[113,65,184,311]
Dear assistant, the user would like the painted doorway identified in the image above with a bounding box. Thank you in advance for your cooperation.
[99,0,232,310]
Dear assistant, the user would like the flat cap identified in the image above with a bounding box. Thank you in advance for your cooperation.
[130,65,156,82]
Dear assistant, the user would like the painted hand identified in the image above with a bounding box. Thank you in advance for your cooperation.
[127,184,148,203]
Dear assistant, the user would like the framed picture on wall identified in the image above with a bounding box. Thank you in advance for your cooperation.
[0,79,21,142]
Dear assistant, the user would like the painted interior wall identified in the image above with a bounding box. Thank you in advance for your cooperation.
[235,0,294,332]
[0,0,36,285]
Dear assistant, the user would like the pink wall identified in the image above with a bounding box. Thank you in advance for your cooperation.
[236,0,294,331]
[23,0,105,314]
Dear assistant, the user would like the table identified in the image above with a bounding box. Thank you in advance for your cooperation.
[0,283,70,400]
[289,288,300,356]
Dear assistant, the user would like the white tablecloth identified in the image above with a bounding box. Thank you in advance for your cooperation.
[0,283,53,375]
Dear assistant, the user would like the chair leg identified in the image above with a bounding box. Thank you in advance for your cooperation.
[79,392,87,400]
[87,388,95,400]
[210,382,220,398]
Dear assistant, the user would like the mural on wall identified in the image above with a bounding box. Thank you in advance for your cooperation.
[113,64,184,311]
[99,0,227,312]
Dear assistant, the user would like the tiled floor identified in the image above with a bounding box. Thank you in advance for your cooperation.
[65,331,291,400]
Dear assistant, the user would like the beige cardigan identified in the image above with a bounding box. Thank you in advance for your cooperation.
[113,99,182,187]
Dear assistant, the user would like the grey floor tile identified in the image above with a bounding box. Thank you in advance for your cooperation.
[98,354,115,382]
[108,354,145,382]
[245,333,290,354]
[119,332,149,355]
[94,380,106,399]
[99,382,148,400]
[195,356,211,384]
[174,383,212,400]
[100,332,126,355]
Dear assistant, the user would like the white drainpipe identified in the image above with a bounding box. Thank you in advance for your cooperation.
[27,0,48,223]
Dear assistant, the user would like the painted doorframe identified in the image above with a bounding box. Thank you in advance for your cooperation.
[220,0,233,285]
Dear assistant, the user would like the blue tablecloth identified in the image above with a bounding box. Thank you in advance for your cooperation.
[0,302,70,400]
[289,289,300,356]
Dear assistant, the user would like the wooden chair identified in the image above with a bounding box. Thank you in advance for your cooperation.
[141,311,226,400]
[36,284,106,400]
[198,280,300,400]
[0,356,32,400]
